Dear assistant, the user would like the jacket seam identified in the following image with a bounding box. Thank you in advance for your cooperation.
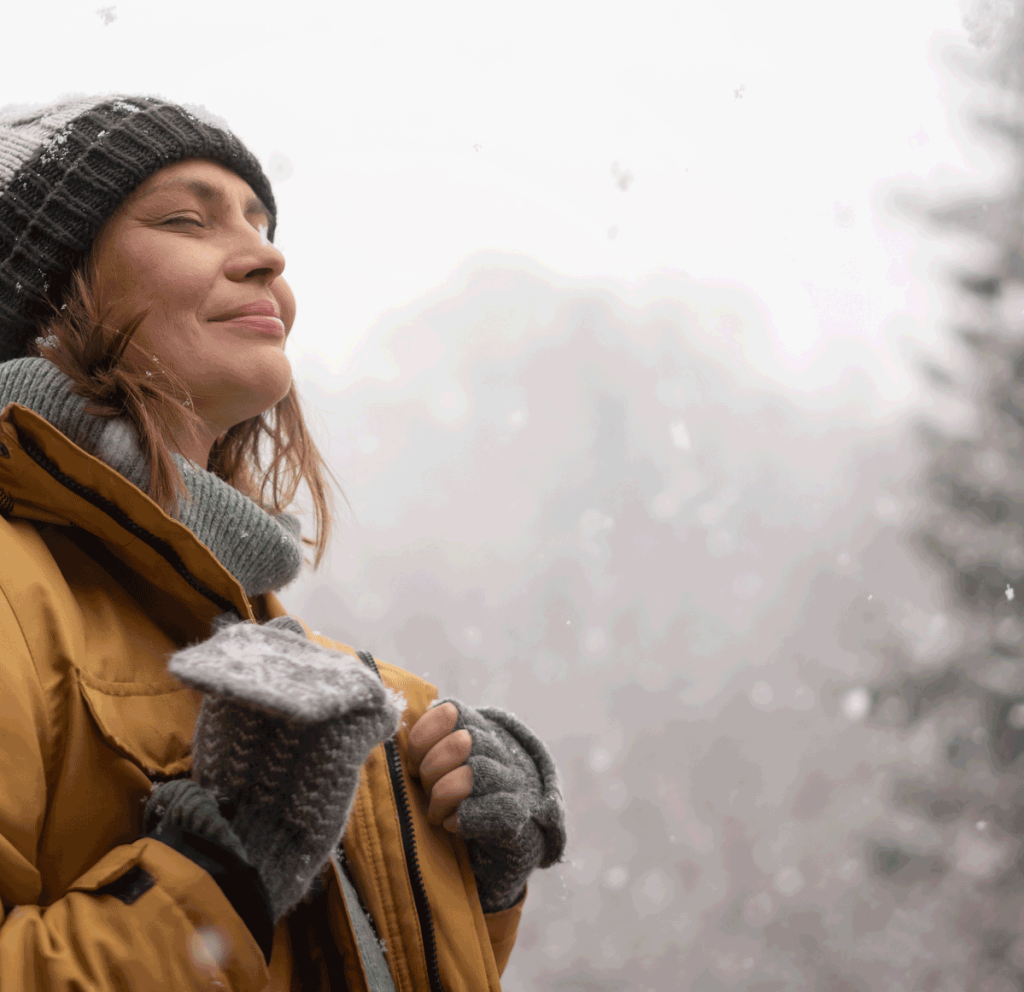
[75,666,187,696]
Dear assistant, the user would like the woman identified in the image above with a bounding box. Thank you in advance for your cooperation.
[0,95,566,991]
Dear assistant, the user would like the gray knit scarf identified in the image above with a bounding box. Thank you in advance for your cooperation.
[0,357,304,597]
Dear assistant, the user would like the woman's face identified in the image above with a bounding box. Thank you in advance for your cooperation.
[91,158,295,443]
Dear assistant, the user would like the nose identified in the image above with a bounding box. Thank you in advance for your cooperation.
[224,218,286,284]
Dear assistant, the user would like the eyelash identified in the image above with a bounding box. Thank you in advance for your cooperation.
[162,216,203,227]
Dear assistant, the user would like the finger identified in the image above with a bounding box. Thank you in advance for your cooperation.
[427,765,473,826]
[443,812,458,833]
[419,729,472,793]
[407,703,459,774]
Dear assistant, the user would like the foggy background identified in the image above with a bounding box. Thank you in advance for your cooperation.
[8,1,1024,988]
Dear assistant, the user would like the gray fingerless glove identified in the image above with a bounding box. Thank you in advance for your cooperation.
[165,615,404,922]
[440,699,567,913]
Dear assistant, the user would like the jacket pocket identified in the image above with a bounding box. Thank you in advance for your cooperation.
[62,844,146,895]
[74,667,199,778]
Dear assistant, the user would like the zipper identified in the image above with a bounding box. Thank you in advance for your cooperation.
[357,650,445,992]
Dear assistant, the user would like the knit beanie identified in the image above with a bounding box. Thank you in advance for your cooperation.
[0,94,276,364]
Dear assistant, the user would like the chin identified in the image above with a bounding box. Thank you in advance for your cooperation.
[229,354,293,421]
[255,367,293,413]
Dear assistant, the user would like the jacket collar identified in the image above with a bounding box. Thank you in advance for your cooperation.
[0,402,256,625]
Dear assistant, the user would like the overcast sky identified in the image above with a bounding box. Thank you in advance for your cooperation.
[1,0,999,411]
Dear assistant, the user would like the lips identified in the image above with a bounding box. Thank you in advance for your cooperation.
[210,301,282,321]
[210,301,285,336]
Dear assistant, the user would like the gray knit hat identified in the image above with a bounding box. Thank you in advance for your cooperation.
[0,94,277,364]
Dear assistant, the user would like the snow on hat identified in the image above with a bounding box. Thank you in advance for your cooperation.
[0,94,277,364]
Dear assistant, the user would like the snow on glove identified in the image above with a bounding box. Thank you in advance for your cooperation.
[439,699,567,913]
[167,616,404,922]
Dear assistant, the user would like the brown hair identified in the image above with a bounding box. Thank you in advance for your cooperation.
[30,259,340,568]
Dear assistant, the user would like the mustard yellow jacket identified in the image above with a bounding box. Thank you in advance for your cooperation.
[0,402,522,991]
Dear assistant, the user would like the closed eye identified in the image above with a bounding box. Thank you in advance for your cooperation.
[161,216,203,227]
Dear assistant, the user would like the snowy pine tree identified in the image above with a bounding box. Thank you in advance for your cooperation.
[864,4,1024,986]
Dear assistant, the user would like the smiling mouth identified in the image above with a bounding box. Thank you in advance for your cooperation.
[214,314,286,336]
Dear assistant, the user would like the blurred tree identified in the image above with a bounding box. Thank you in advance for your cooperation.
[963,0,1016,53]
[865,3,1024,987]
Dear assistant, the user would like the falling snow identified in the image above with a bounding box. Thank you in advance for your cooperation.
[188,926,229,973]
[670,421,691,450]
[262,51,1012,982]
[841,687,871,722]
[610,162,634,192]
[266,151,294,182]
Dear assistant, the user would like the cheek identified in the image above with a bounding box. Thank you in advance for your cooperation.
[276,283,297,335]
[111,240,211,317]
[126,277,210,372]
[145,265,209,316]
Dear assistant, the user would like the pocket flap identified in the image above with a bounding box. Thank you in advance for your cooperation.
[75,667,199,778]
[67,845,144,893]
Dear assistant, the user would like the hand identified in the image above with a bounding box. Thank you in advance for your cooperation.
[407,702,473,832]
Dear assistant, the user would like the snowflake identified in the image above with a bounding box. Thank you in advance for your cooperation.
[671,421,691,450]
[610,162,634,192]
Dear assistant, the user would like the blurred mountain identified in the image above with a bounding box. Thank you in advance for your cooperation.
[278,254,950,988]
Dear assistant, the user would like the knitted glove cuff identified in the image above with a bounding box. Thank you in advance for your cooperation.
[439,699,567,911]
[144,780,274,963]
[144,779,249,865]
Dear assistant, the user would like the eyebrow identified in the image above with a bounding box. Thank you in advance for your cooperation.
[136,178,271,225]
